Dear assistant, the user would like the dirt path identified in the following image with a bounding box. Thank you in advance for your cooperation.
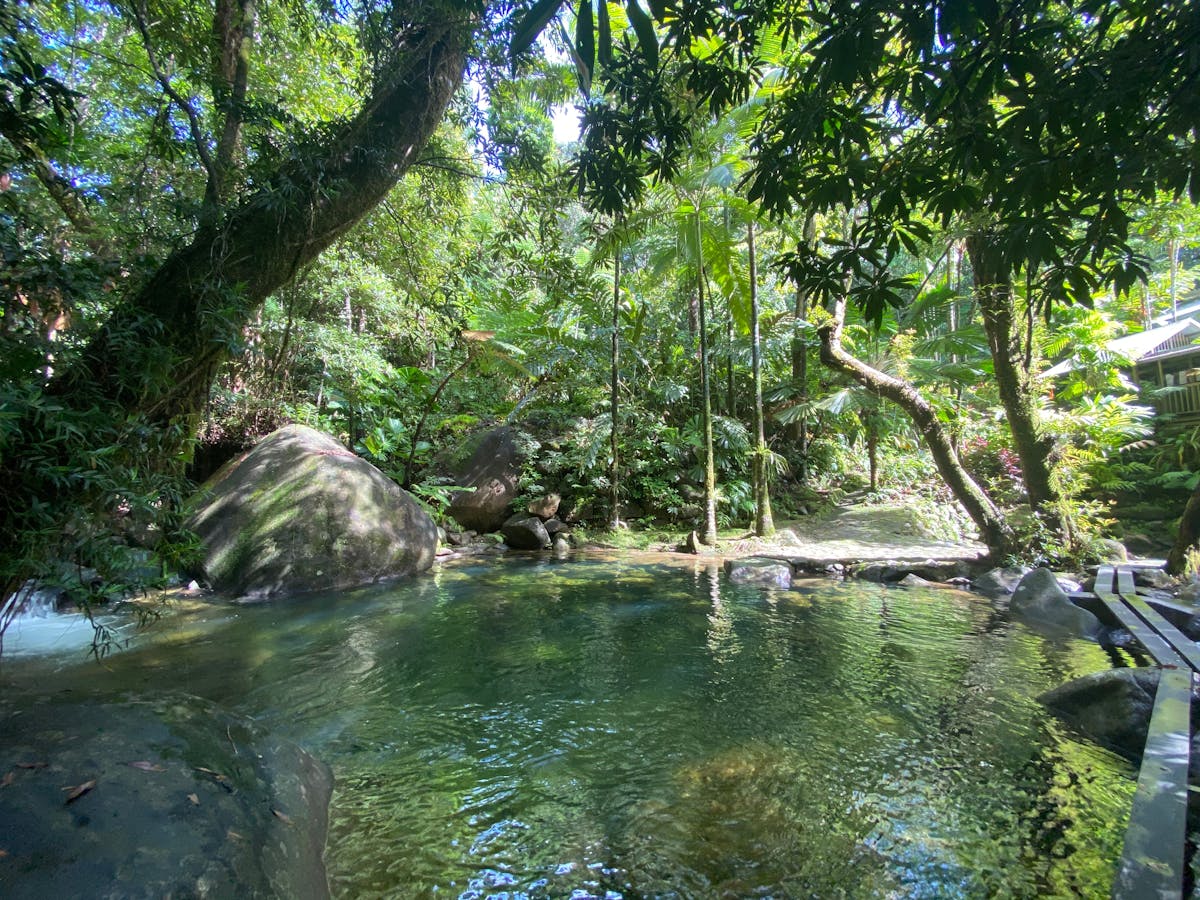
[716,503,988,568]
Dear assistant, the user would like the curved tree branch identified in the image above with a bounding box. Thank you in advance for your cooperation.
[129,0,219,207]
[818,294,1016,558]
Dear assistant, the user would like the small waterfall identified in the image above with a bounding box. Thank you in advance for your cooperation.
[3,582,66,621]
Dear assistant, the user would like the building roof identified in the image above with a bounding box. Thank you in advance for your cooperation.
[1042,318,1200,378]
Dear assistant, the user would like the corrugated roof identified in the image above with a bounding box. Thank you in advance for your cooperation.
[1042,318,1200,378]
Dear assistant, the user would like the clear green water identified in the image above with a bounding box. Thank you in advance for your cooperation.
[2,555,1134,898]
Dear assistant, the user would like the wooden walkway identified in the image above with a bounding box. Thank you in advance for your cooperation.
[1091,565,1196,899]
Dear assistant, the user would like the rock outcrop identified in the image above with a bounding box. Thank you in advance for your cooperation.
[447,427,525,533]
[189,425,436,599]
[725,558,793,589]
[972,566,1030,599]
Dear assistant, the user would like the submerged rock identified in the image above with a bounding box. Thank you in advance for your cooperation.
[188,425,436,599]
[1039,668,1159,761]
[447,427,525,533]
[853,560,966,584]
[0,693,331,900]
[1010,567,1104,639]
[501,514,551,550]
[725,559,793,589]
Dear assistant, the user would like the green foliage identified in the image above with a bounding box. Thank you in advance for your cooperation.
[0,376,202,639]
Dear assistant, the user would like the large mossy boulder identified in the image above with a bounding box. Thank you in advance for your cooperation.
[447,426,525,533]
[189,424,436,599]
[0,693,332,899]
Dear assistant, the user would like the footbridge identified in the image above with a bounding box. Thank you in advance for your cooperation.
[1084,565,1197,899]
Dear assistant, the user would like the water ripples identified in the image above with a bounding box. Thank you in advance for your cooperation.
[1,557,1135,897]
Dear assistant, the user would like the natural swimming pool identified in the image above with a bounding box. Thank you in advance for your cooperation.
[1,555,1134,897]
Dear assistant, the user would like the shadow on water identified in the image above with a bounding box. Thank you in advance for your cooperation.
[0,555,1135,898]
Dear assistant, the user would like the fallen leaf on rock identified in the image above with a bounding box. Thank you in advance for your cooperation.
[0,772,14,788]
[127,761,165,772]
[16,762,47,770]
[63,779,96,804]
[272,809,292,825]
[187,793,199,806]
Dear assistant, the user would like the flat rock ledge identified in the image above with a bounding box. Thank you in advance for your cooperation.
[750,553,979,584]
[716,507,987,585]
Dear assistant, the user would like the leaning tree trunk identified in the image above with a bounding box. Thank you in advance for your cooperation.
[748,221,774,537]
[818,296,1017,558]
[966,232,1060,517]
[1167,480,1200,576]
[54,18,470,423]
[696,214,719,546]
[0,16,470,599]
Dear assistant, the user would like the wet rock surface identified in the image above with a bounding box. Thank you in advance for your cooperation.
[1039,668,1159,762]
[972,566,1031,599]
[0,693,331,900]
[1010,568,1104,640]
[500,515,552,550]
[725,558,793,589]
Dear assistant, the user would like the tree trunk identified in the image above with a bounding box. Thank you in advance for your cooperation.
[818,295,1016,558]
[748,221,774,536]
[726,314,736,417]
[696,213,719,546]
[790,214,815,481]
[966,231,1059,517]
[1167,480,1200,576]
[0,15,470,595]
[866,416,878,492]
[209,0,256,209]
[54,18,470,423]
[1169,234,1179,319]
[609,250,622,530]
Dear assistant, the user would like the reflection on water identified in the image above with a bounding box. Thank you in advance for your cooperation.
[1,556,1133,897]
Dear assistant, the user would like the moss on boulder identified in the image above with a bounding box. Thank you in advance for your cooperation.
[188,425,436,599]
